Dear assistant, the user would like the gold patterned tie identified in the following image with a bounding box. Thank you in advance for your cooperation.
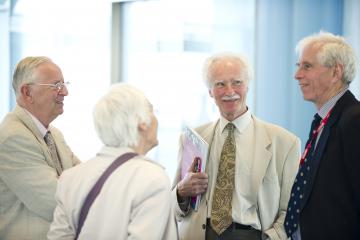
[211,123,236,235]
[44,131,63,176]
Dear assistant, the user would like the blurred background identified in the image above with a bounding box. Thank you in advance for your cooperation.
[1,0,359,180]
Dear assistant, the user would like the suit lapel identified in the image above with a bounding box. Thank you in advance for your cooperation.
[301,118,332,210]
[251,117,272,196]
[50,127,73,170]
[198,120,219,201]
[14,105,57,170]
[14,105,44,142]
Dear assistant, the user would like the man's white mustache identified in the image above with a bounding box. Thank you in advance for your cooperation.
[222,95,240,101]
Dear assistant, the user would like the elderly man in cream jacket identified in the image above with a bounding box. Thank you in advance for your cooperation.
[0,56,80,240]
[172,53,301,240]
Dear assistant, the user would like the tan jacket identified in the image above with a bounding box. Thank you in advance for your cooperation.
[0,105,80,240]
[172,116,300,240]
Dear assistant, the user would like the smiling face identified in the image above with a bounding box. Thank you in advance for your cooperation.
[208,59,249,121]
[25,62,68,127]
[295,44,344,109]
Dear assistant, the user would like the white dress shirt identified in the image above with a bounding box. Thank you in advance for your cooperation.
[24,109,48,137]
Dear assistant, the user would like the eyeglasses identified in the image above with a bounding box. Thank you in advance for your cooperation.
[27,82,70,91]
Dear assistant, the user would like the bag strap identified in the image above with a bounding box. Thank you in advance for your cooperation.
[75,152,138,239]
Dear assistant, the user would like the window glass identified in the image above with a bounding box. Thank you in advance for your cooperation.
[10,0,111,160]
[120,0,255,178]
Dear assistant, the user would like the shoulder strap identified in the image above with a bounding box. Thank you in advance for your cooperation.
[75,152,138,239]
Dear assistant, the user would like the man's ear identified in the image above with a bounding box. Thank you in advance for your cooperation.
[20,85,33,102]
[138,122,147,132]
[209,89,214,98]
[333,63,344,82]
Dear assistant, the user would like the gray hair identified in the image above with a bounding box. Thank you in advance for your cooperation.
[12,56,53,97]
[202,53,254,89]
[296,31,357,85]
[93,83,152,148]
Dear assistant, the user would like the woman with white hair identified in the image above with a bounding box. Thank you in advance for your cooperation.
[48,83,178,240]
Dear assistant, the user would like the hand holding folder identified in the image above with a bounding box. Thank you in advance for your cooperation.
[179,126,209,211]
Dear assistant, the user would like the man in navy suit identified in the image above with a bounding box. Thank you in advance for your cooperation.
[285,31,360,239]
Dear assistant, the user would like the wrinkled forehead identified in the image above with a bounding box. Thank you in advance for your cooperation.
[209,59,247,80]
[210,59,243,71]
[298,43,323,64]
[32,62,63,81]
[298,41,324,59]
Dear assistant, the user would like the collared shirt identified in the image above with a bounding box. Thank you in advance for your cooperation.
[24,108,48,137]
[314,87,348,146]
[292,87,348,240]
[207,109,261,230]
[318,87,348,119]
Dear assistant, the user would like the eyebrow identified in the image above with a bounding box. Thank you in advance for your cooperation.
[296,61,313,66]
[214,79,243,82]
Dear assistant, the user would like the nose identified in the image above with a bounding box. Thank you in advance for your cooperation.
[224,84,235,95]
[58,86,68,96]
[294,67,302,81]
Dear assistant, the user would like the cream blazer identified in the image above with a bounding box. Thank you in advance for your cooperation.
[172,116,300,240]
[0,105,80,240]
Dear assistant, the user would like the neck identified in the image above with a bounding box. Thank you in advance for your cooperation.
[223,108,247,121]
[131,137,153,156]
[131,145,145,155]
[315,85,346,110]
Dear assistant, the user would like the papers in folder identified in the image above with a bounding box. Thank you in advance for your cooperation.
[180,126,209,211]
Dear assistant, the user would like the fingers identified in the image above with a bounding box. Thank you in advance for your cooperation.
[177,172,208,197]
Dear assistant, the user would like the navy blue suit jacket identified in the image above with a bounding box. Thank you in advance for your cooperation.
[299,91,360,239]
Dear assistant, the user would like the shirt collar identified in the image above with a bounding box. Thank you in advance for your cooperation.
[23,109,48,137]
[318,87,348,119]
[219,108,252,134]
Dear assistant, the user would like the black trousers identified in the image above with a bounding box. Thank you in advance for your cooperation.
[205,220,262,240]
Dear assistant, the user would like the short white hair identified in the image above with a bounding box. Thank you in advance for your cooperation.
[12,56,53,97]
[202,52,254,89]
[93,83,152,148]
[296,31,357,85]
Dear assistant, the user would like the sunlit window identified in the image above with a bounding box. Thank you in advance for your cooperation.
[10,0,111,160]
[119,0,255,178]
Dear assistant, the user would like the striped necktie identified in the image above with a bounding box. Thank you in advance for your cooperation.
[44,131,63,176]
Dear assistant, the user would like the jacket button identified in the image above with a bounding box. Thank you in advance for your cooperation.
[202,224,206,229]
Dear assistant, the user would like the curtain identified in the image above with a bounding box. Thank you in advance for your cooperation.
[255,0,344,147]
